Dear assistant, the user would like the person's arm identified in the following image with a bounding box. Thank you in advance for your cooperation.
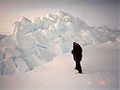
[71,46,75,54]
[71,50,74,54]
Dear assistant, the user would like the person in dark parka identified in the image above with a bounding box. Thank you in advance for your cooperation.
[71,42,83,73]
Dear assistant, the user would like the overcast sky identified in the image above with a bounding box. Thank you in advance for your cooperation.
[0,0,119,35]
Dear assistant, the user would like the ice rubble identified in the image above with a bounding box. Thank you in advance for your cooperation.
[0,11,119,75]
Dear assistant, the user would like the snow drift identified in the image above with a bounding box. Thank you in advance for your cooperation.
[0,41,119,90]
[0,11,119,75]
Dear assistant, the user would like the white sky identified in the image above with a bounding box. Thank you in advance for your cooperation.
[0,0,119,35]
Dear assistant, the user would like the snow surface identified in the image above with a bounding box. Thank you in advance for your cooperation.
[0,41,119,90]
[0,11,120,75]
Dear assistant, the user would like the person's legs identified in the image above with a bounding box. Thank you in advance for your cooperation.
[76,61,82,73]
[75,61,78,70]
[75,61,80,70]
[78,61,82,73]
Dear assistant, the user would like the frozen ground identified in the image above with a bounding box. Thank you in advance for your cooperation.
[0,41,119,90]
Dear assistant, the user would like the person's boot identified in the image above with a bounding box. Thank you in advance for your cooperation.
[78,69,82,74]
[74,67,79,70]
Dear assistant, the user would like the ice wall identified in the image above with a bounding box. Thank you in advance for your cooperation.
[0,11,119,75]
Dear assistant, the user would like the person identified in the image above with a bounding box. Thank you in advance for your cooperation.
[71,42,83,74]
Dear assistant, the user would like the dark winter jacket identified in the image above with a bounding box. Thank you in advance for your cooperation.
[71,43,82,61]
